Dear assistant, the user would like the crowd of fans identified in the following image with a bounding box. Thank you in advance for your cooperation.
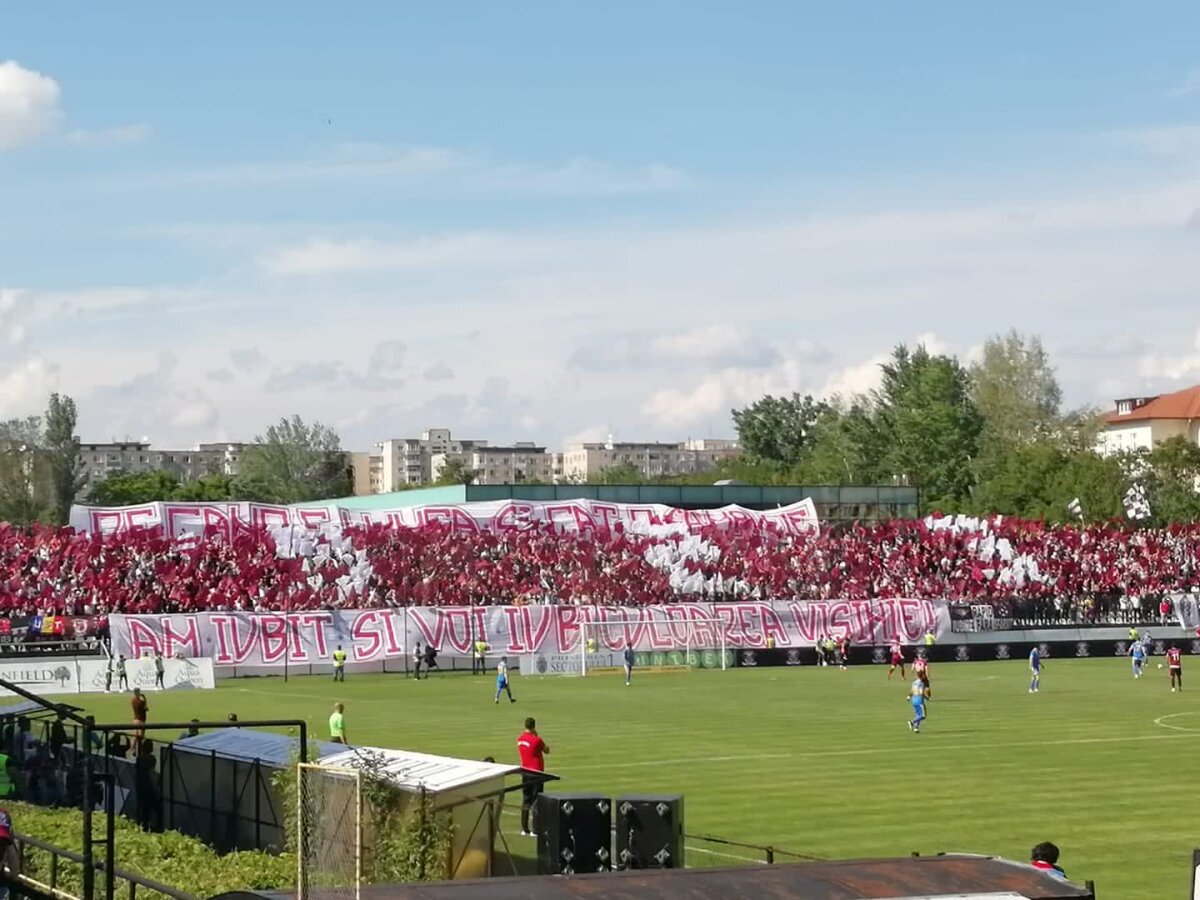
[0,514,1199,623]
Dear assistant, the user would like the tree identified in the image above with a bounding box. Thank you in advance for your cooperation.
[970,332,1063,486]
[174,473,239,502]
[587,463,645,485]
[434,457,476,486]
[969,442,1070,519]
[43,394,85,524]
[87,470,183,506]
[1046,451,1127,522]
[1141,436,1200,525]
[731,393,829,467]
[872,344,983,508]
[970,332,1062,447]
[793,401,883,484]
[0,416,50,525]
[238,416,351,503]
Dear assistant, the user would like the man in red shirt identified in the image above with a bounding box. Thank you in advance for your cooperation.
[1167,644,1183,692]
[517,717,549,838]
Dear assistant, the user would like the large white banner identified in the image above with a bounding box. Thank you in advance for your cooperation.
[0,661,81,696]
[76,658,216,693]
[69,497,819,540]
[111,600,950,668]
[0,659,214,697]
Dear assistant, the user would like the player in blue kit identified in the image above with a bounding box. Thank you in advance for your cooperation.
[623,643,635,686]
[1129,640,1146,679]
[494,658,516,704]
[907,677,927,733]
[1029,646,1041,693]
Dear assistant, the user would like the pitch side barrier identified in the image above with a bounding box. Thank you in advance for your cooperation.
[733,626,1197,668]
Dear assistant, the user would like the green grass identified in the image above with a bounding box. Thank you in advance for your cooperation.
[73,659,1199,898]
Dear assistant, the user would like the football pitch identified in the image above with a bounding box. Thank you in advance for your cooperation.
[77,658,1199,898]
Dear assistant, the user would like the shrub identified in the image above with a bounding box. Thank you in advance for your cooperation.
[8,802,294,899]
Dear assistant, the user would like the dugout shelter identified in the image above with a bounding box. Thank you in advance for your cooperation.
[316,747,558,880]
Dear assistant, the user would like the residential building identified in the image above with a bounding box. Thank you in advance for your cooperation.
[432,443,552,485]
[77,441,250,496]
[557,436,741,482]
[372,428,488,493]
[1097,385,1200,456]
[349,452,374,496]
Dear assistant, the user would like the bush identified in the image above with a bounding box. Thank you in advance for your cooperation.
[8,802,294,899]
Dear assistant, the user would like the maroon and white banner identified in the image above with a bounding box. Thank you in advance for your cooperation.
[70,497,818,540]
[110,600,949,667]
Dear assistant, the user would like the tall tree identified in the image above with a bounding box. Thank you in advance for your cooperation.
[238,416,350,503]
[970,332,1063,483]
[793,401,883,484]
[731,393,829,467]
[0,416,49,525]
[43,394,85,524]
[873,344,983,508]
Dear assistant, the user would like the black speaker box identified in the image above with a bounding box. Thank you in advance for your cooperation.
[535,793,613,875]
[615,794,684,870]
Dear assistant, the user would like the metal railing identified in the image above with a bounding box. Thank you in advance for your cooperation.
[682,831,822,867]
[8,831,197,900]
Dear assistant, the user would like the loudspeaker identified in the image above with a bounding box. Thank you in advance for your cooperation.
[615,794,684,870]
[535,793,612,875]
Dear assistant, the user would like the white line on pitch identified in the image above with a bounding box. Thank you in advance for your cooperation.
[570,731,1200,771]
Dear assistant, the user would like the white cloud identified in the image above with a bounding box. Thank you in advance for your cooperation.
[1137,327,1200,381]
[571,324,779,372]
[258,233,540,276]
[0,357,60,415]
[0,61,60,150]
[65,123,152,146]
[641,360,809,429]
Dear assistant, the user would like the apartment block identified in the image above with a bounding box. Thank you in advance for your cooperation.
[78,441,250,496]
[373,428,488,493]
[557,437,740,482]
[432,443,552,485]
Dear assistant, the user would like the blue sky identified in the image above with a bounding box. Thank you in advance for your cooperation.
[3,3,1200,450]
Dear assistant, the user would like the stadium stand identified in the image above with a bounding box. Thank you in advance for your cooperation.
[0,515,1196,625]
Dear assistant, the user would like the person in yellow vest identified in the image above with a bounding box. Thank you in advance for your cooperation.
[473,640,488,675]
[329,703,347,745]
[332,645,347,682]
[586,638,598,655]
[924,630,936,648]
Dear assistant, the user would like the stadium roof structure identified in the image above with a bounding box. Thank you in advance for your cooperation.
[318,747,526,794]
[174,729,345,765]
[246,854,1093,900]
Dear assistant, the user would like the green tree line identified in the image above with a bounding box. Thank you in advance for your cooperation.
[729,330,1200,524]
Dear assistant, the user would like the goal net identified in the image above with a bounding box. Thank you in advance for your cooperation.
[297,763,362,900]
[576,615,730,675]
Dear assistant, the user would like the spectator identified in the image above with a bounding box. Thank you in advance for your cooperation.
[1030,841,1067,879]
[178,719,201,740]
[0,807,20,900]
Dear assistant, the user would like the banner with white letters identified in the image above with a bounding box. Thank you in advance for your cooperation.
[69,497,819,540]
[110,600,950,668]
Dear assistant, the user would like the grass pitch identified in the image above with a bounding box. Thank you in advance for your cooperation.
[77,658,1198,897]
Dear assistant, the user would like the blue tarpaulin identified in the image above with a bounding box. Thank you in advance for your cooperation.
[172,728,344,765]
